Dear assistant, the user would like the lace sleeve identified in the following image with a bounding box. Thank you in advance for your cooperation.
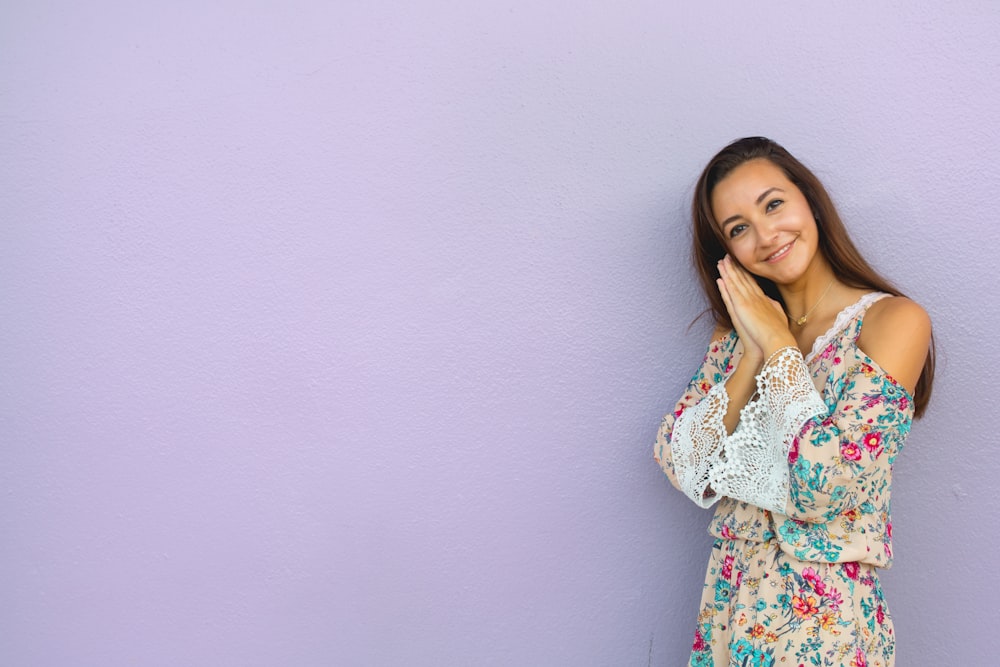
[708,347,827,514]
[656,342,827,512]
[668,382,730,507]
[654,333,737,504]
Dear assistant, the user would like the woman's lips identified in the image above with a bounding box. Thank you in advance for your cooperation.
[764,241,794,263]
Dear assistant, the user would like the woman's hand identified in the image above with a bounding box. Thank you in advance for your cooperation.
[716,255,795,364]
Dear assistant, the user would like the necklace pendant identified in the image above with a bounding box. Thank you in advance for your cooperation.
[795,315,808,326]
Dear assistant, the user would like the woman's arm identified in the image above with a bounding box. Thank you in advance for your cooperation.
[701,346,828,513]
[653,328,736,504]
[654,330,822,509]
[656,256,800,507]
[783,359,913,523]
[711,301,930,521]
[782,298,930,523]
[716,256,798,432]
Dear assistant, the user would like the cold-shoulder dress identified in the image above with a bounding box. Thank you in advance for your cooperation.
[655,292,912,667]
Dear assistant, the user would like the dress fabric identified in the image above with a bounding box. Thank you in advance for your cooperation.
[654,293,913,667]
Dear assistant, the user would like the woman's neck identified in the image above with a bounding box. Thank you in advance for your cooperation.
[776,258,838,322]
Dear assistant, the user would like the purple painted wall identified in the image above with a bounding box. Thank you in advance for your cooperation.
[2,2,997,664]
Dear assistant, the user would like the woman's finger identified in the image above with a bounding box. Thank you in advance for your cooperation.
[720,256,789,339]
[716,277,734,316]
[720,260,755,307]
[719,257,747,296]
[717,277,749,340]
[723,256,763,297]
[718,260,749,309]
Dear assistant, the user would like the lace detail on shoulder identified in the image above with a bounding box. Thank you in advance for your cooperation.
[803,292,891,364]
[709,347,827,514]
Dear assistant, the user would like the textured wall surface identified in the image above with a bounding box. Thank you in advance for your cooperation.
[2,1,998,665]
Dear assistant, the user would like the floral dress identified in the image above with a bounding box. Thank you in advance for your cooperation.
[654,293,913,667]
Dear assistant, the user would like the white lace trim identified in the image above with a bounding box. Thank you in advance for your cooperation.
[804,292,891,363]
[670,347,827,512]
[712,347,827,512]
[671,382,730,508]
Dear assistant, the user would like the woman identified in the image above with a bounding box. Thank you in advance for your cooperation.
[654,137,933,666]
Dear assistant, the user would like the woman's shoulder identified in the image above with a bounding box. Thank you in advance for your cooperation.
[863,295,931,334]
[856,296,931,392]
[711,323,734,342]
[709,324,742,351]
[704,324,740,362]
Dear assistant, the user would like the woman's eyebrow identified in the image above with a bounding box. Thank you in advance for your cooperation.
[755,186,785,205]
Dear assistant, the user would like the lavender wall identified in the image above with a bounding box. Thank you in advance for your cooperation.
[3,2,997,664]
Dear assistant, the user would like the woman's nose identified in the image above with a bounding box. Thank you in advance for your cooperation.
[756,218,781,244]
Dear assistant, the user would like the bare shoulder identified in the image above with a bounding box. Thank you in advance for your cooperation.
[857,296,931,392]
[863,296,932,339]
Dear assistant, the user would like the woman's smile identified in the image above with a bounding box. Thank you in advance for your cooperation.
[764,240,795,263]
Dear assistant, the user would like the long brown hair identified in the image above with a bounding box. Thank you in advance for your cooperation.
[691,136,934,417]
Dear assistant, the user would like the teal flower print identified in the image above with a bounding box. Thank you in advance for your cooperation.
[732,638,775,667]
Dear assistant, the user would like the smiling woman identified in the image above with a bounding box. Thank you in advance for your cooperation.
[654,137,934,666]
[711,160,822,290]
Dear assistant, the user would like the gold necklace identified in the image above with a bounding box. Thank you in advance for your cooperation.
[790,279,835,326]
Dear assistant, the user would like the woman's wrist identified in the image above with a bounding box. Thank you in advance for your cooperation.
[759,336,799,367]
[762,345,799,370]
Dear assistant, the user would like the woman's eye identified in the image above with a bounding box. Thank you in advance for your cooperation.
[728,223,747,239]
[765,199,783,212]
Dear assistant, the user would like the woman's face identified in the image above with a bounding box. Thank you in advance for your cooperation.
[710,158,821,286]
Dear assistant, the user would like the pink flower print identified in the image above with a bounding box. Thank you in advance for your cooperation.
[721,555,734,580]
[842,562,860,580]
[801,567,825,594]
[735,570,743,590]
[721,525,736,540]
[876,604,885,625]
[788,437,800,464]
[863,431,882,453]
[841,441,862,462]
[825,587,843,611]
[851,648,868,667]
[692,629,706,651]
